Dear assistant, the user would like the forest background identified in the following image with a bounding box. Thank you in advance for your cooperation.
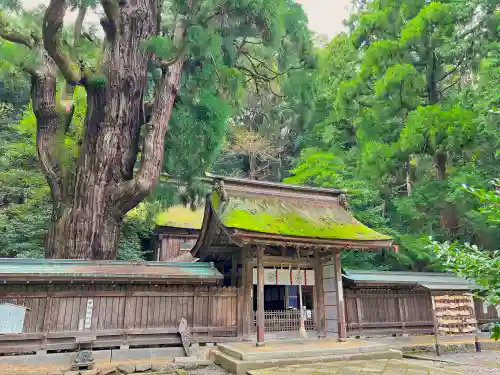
[0,0,498,278]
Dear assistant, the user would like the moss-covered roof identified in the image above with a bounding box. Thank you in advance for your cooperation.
[211,191,391,242]
[155,205,205,229]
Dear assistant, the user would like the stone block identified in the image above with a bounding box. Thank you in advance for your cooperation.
[325,305,338,320]
[326,319,339,333]
[324,291,338,306]
[97,365,117,375]
[323,264,336,279]
[150,347,185,360]
[323,278,336,293]
[116,363,135,374]
[80,369,99,375]
[174,357,213,365]
[111,347,183,363]
[134,363,151,372]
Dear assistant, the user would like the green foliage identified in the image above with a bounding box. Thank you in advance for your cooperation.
[431,182,500,340]
[0,104,50,258]
[289,0,500,273]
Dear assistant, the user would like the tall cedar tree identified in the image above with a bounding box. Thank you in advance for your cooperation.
[0,0,312,259]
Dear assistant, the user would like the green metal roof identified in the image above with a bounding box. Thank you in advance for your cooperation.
[344,270,476,291]
[211,190,392,242]
[0,259,222,283]
[155,205,205,229]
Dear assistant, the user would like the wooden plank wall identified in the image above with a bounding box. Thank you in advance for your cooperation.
[344,289,434,336]
[156,237,198,261]
[0,284,239,354]
[474,298,500,326]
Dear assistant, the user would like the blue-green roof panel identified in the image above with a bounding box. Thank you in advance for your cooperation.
[344,270,476,290]
[0,259,222,283]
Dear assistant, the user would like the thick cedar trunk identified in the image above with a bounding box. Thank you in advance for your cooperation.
[435,151,458,233]
[427,50,458,234]
[35,0,185,259]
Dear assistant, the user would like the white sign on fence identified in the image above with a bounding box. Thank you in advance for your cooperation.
[84,299,94,329]
[0,304,27,334]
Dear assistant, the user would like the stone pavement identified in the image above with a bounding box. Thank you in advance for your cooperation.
[247,359,462,375]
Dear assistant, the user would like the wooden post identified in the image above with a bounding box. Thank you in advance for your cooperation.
[355,292,363,337]
[314,251,325,337]
[241,250,253,339]
[334,251,346,340]
[231,254,238,287]
[431,295,441,356]
[397,295,406,334]
[256,246,265,347]
[297,249,307,339]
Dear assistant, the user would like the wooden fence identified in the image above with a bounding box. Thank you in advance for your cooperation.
[253,310,315,332]
[0,284,240,354]
[344,289,434,336]
[474,299,500,327]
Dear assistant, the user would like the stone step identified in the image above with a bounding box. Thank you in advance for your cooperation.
[217,340,390,361]
[213,348,403,375]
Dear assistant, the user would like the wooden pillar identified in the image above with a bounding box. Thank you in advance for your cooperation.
[231,254,238,287]
[241,250,254,339]
[256,246,265,346]
[314,251,325,337]
[431,294,441,356]
[334,251,346,340]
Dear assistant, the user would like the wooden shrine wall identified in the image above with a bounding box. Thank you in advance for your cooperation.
[345,289,434,336]
[0,284,240,354]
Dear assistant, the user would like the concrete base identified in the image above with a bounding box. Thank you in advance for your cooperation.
[214,339,402,375]
[0,347,184,368]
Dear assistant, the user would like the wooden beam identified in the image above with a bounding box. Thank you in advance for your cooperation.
[334,251,346,340]
[314,251,325,337]
[256,246,265,347]
[249,256,313,268]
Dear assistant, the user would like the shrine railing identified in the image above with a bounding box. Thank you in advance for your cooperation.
[254,310,315,332]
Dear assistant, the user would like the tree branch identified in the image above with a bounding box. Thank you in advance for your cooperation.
[437,43,474,83]
[43,0,85,85]
[159,42,188,70]
[114,18,187,214]
[438,78,460,95]
[32,56,66,203]
[100,0,119,37]
[0,11,67,202]
[0,13,33,48]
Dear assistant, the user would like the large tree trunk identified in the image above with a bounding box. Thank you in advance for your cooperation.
[32,0,186,259]
[435,151,458,234]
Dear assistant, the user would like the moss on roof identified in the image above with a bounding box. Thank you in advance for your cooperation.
[211,191,391,241]
[155,205,205,229]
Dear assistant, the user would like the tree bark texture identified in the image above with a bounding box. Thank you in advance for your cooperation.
[31,0,186,259]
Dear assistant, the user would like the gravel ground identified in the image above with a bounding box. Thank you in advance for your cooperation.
[437,350,500,366]
[404,358,500,375]
[186,364,230,375]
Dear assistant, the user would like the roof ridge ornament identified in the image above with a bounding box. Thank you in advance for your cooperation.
[214,179,228,202]
[339,193,350,211]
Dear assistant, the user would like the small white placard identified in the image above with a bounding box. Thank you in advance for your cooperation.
[84,299,94,329]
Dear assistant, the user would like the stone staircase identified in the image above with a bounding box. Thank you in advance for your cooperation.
[212,339,402,375]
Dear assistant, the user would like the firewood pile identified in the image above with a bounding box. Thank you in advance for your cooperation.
[434,295,477,334]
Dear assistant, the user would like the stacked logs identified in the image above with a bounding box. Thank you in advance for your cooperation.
[434,295,477,334]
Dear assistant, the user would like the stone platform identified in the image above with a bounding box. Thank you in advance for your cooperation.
[213,339,402,375]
